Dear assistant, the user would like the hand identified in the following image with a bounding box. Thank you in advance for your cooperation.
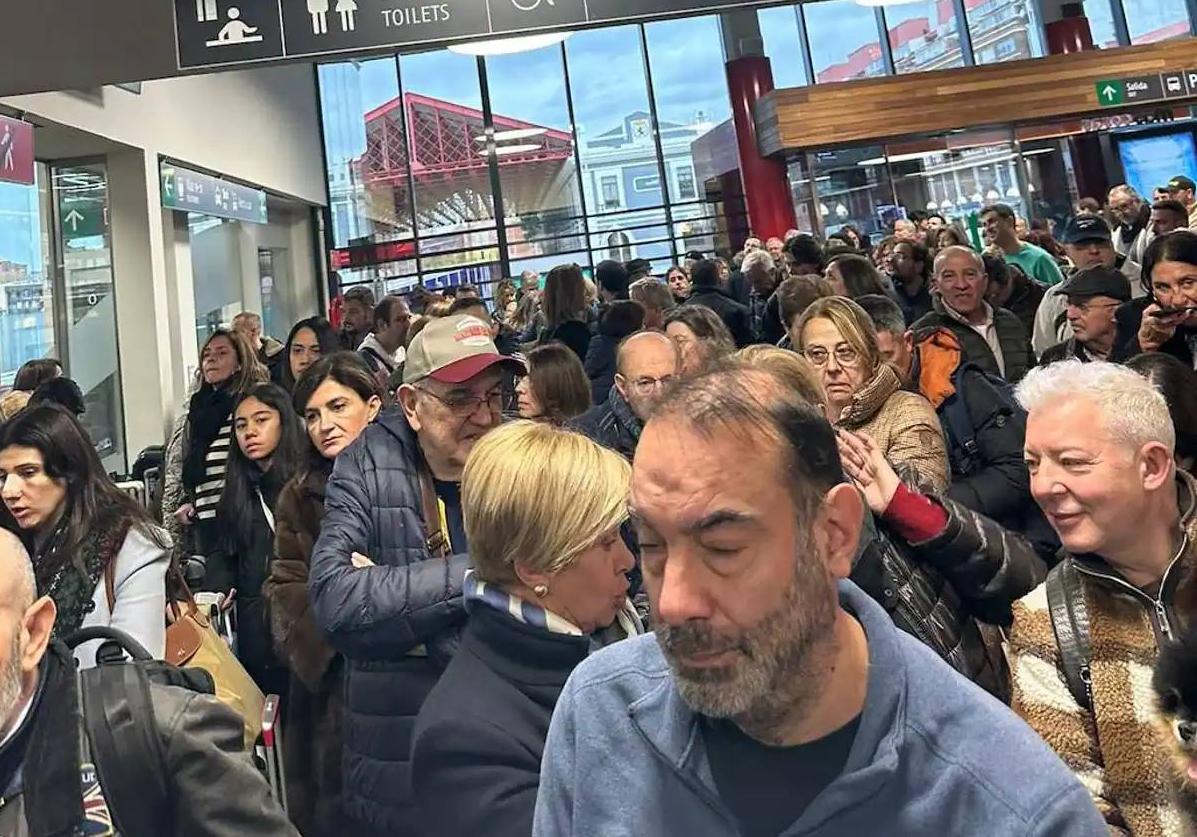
[1139,303,1183,352]
[836,430,902,516]
[173,503,196,526]
[351,552,376,569]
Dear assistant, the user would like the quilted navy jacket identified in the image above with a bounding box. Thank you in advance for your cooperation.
[309,407,470,835]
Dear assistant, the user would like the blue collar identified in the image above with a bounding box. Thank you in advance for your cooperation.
[628,581,905,828]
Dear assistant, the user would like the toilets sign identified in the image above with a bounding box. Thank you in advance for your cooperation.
[175,0,770,69]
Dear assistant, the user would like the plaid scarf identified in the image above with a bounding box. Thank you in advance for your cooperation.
[464,569,644,649]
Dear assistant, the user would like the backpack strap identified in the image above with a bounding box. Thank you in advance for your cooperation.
[78,657,171,836]
[418,467,450,558]
[1045,559,1093,711]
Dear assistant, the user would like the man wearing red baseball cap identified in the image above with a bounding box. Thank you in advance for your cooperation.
[310,312,524,836]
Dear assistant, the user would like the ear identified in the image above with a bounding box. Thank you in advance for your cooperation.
[613,374,628,400]
[1140,442,1174,492]
[20,595,55,676]
[365,395,383,423]
[902,331,914,353]
[813,484,863,581]
[397,385,422,432]
[512,558,552,592]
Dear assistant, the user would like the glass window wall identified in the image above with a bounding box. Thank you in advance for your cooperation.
[1124,0,1191,43]
[0,170,54,385]
[803,1,887,83]
[1081,0,1121,48]
[884,0,965,74]
[968,0,1045,63]
[319,24,739,297]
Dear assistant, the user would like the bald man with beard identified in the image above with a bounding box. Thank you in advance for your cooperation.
[0,531,295,837]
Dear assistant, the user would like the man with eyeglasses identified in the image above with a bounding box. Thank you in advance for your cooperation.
[912,246,1035,384]
[310,314,525,837]
[1039,267,1131,365]
[572,331,680,461]
[1032,214,1144,356]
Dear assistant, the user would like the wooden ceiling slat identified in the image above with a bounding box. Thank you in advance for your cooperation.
[759,39,1197,152]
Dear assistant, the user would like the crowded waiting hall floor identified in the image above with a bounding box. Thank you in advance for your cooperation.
[11,0,1197,833]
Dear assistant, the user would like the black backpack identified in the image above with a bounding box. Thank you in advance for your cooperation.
[938,361,1022,480]
[1044,559,1093,711]
[64,626,216,836]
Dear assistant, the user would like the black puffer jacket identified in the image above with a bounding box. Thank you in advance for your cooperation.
[852,489,1047,700]
[912,297,1035,383]
[309,408,471,835]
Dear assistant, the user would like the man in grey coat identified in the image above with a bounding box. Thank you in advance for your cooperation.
[309,315,524,836]
[0,530,295,837]
[533,361,1105,836]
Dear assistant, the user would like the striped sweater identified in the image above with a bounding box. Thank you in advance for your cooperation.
[1007,472,1197,836]
[193,418,232,521]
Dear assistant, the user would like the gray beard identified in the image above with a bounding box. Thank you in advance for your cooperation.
[655,546,839,743]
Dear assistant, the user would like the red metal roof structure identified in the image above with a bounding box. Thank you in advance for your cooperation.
[356,93,576,236]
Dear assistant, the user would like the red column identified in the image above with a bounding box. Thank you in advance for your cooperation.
[1045,16,1095,54]
[725,56,797,240]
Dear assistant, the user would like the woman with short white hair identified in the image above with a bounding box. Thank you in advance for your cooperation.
[410,421,642,837]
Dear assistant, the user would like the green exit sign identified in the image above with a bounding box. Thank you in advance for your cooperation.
[1096,79,1125,106]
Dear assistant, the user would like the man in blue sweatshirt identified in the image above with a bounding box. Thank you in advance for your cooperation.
[532,361,1104,837]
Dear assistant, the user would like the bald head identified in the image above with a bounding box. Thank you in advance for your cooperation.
[0,531,35,611]
[617,331,678,377]
[615,331,680,421]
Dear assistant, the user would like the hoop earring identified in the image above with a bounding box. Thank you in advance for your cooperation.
[533,584,549,598]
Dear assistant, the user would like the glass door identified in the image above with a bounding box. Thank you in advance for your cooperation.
[50,161,125,474]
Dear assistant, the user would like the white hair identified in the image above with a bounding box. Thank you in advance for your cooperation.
[1016,360,1174,453]
[742,249,776,275]
[1108,184,1140,202]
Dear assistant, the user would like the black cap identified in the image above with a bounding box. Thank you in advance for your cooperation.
[1061,214,1112,245]
[1168,175,1196,192]
[624,258,652,276]
[1056,265,1132,302]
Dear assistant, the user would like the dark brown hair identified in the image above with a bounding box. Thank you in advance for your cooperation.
[776,274,834,328]
[542,264,588,330]
[525,342,591,424]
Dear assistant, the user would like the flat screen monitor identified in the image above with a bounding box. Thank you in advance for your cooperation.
[1118,130,1197,201]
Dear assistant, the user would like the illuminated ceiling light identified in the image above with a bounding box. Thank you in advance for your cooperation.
[926,201,939,210]
[1006,185,1021,197]
[473,128,548,143]
[835,203,849,219]
[985,188,1001,200]
[970,191,984,203]
[449,32,572,56]
[489,143,543,156]
[1021,148,1056,157]
[819,203,830,216]
[940,198,955,209]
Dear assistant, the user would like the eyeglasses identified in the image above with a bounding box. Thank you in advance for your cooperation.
[803,346,860,368]
[1065,299,1120,315]
[416,385,503,417]
[629,375,675,395]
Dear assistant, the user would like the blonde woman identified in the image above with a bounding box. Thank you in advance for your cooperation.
[411,421,641,837]
[797,296,949,491]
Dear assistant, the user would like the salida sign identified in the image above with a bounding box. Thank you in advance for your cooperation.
[175,0,768,70]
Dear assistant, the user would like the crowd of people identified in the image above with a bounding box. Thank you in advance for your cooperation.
[0,176,1194,834]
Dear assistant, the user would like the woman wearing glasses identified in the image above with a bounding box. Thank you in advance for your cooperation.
[797,296,949,491]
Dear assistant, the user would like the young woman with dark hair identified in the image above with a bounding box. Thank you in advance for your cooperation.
[263,354,382,835]
[163,329,268,570]
[0,404,170,668]
[213,383,305,693]
[279,317,340,392]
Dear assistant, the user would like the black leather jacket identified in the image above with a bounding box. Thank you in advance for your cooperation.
[852,490,1047,700]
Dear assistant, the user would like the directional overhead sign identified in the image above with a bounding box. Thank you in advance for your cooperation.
[1096,80,1124,106]
[175,0,777,70]
[161,162,268,224]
